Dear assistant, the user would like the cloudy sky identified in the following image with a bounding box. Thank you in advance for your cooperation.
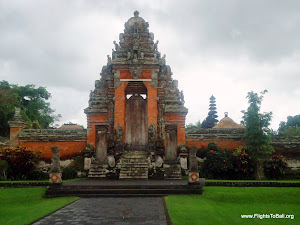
[1,0,299,130]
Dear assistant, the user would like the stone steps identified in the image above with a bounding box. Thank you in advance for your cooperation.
[119,151,149,180]
[88,164,107,178]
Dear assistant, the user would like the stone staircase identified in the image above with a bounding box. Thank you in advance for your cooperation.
[88,163,107,178]
[119,151,149,179]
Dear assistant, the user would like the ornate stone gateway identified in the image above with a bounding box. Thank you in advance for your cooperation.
[84,11,188,179]
[125,94,147,145]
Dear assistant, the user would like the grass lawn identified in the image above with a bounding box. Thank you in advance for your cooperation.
[0,188,78,225]
[165,187,300,225]
[0,178,86,183]
[205,179,300,183]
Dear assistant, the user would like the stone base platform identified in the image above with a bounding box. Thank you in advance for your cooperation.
[45,179,202,198]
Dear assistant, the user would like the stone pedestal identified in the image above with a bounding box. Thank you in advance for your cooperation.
[163,163,182,179]
[49,173,62,183]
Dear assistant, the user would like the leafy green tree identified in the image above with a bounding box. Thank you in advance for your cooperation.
[241,90,274,180]
[202,95,218,128]
[186,120,201,129]
[278,115,300,136]
[0,80,60,136]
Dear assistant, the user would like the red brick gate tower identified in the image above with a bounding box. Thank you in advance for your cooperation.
[84,11,187,179]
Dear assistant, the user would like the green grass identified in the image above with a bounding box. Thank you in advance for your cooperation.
[0,178,86,183]
[206,179,300,183]
[165,187,300,225]
[0,188,79,225]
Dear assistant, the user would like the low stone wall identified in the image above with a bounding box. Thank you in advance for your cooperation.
[186,128,246,150]
[17,129,87,160]
[271,136,300,156]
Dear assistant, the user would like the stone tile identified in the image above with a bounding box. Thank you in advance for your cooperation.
[33,197,168,225]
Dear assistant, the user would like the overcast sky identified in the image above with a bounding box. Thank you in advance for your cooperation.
[1,0,299,130]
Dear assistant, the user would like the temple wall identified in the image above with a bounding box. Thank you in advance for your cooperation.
[16,129,87,160]
[144,81,157,126]
[165,114,186,145]
[87,113,108,148]
[186,128,246,150]
[114,81,128,139]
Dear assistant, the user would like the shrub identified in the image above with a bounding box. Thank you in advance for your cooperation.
[264,154,288,179]
[196,147,208,159]
[232,147,255,180]
[70,155,84,171]
[0,146,40,180]
[0,160,9,180]
[62,166,77,180]
[201,143,233,179]
[27,170,49,180]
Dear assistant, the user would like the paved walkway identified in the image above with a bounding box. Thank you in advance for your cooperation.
[33,197,168,225]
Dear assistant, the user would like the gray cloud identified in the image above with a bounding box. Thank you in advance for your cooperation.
[0,0,299,129]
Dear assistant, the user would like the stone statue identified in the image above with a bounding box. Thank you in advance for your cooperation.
[108,155,116,167]
[149,32,154,41]
[107,55,111,65]
[113,40,119,51]
[140,51,144,58]
[180,157,188,170]
[189,146,199,172]
[154,40,159,51]
[50,146,61,173]
[116,124,123,144]
[155,156,163,168]
[148,124,156,144]
[119,33,125,43]
[180,90,185,104]
[127,51,131,59]
[159,54,166,65]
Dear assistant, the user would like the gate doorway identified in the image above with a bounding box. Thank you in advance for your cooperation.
[125,81,148,145]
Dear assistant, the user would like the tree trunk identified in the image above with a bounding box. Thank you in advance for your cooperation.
[255,161,265,180]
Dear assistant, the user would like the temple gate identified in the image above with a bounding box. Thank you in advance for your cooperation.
[84,11,188,179]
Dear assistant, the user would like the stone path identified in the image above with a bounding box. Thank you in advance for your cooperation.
[33,197,168,225]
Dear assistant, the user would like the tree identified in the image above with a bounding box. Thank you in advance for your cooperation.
[202,95,218,128]
[186,120,202,129]
[241,90,274,180]
[0,81,60,136]
[278,115,300,136]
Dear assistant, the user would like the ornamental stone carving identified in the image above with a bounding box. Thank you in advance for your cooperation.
[129,65,143,79]
[116,124,123,145]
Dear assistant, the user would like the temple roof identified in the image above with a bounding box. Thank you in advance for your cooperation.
[125,11,146,28]
[213,115,245,129]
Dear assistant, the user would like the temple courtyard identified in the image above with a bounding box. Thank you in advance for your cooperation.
[0,182,299,225]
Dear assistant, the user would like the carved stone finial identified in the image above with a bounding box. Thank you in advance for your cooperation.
[134,10,139,17]
[12,107,23,121]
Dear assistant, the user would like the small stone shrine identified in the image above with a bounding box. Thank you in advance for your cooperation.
[49,146,62,183]
[84,11,188,179]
